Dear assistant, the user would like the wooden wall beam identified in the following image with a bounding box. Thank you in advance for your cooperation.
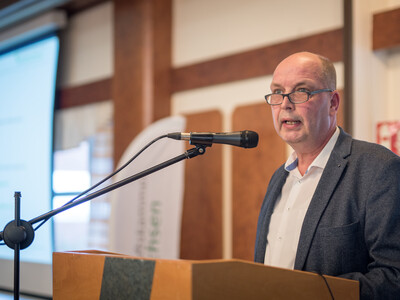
[171,29,343,93]
[180,111,223,260]
[343,0,353,133]
[113,0,146,164]
[373,7,400,50]
[152,0,172,121]
[113,0,171,165]
[56,77,112,109]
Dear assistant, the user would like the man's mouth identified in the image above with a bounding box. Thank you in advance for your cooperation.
[282,120,301,125]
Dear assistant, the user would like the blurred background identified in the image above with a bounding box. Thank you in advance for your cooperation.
[0,0,400,298]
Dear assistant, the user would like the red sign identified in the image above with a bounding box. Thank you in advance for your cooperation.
[376,121,400,155]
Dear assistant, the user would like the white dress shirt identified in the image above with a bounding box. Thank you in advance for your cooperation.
[264,127,340,269]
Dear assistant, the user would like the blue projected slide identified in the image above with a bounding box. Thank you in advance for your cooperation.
[0,36,59,267]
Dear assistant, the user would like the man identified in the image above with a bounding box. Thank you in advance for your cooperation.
[254,52,400,299]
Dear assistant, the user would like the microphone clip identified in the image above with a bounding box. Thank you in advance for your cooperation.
[185,144,208,159]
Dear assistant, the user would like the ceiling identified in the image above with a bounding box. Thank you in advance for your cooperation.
[0,0,108,31]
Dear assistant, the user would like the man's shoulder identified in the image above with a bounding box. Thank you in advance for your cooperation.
[351,137,398,160]
[336,129,400,164]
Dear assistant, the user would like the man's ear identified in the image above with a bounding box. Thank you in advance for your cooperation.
[330,91,340,113]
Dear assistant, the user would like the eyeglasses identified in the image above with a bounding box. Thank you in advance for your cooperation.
[265,89,333,105]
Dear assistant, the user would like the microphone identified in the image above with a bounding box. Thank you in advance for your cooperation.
[167,130,259,148]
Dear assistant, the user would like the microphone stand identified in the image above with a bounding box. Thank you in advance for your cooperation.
[0,144,208,300]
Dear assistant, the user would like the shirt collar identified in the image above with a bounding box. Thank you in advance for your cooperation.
[285,127,340,174]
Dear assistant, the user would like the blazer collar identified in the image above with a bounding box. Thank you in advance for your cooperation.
[294,127,352,270]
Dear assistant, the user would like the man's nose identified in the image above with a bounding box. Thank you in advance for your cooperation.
[281,95,294,109]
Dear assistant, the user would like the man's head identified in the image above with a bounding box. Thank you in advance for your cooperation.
[268,52,340,154]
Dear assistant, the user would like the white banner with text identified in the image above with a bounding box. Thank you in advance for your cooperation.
[109,116,186,259]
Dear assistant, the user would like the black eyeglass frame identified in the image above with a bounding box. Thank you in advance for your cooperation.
[264,88,334,105]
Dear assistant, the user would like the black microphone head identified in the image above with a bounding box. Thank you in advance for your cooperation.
[241,130,259,148]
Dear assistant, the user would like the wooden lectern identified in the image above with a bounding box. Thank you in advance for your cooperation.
[53,250,359,300]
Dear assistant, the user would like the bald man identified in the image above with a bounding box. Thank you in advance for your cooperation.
[254,52,400,299]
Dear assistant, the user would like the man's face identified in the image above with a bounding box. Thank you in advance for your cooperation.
[269,53,337,153]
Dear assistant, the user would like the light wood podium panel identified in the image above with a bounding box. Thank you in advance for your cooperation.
[53,250,358,300]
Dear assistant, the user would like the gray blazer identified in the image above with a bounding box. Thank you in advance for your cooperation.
[254,128,400,299]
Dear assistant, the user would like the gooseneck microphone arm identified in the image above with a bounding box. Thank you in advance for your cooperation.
[0,143,208,300]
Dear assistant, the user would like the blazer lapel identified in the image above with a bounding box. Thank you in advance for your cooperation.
[294,129,352,270]
[255,166,288,262]
[264,167,288,222]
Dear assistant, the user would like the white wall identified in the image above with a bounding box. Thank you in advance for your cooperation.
[387,52,400,119]
[173,0,342,67]
[353,0,400,142]
[58,1,113,87]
